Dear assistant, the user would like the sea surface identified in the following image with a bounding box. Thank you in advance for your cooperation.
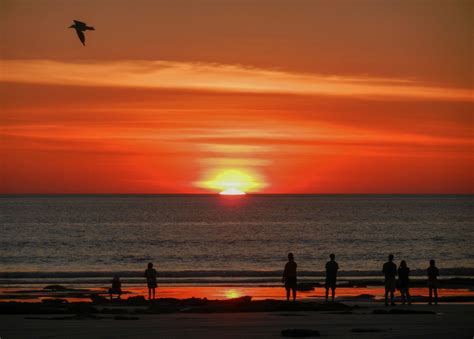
[0,195,473,284]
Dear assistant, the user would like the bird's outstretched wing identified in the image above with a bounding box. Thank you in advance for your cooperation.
[74,20,86,26]
[75,29,86,45]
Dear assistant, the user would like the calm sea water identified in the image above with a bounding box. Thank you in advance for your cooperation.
[0,195,473,280]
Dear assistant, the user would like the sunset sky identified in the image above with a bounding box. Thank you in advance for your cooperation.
[1,0,473,194]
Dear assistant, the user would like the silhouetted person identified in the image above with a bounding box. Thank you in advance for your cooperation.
[282,253,297,301]
[427,259,439,305]
[383,254,397,306]
[109,276,122,300]
[325,253,339,302]
[68,20,95,45]
[397,260,411,305]
[144,262,158,300]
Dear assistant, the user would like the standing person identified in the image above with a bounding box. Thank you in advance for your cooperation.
[325,253,339,302]
[144,262,158,300]
[397,260,411,305]
[427,259,439,305]
[282,253,297,302]
[109,276,122,300]
[382,254,397,307]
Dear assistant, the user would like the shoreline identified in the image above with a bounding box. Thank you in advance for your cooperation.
[2,283,473,304]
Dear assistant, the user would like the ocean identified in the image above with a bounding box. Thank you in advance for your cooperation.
[1,195,473,285]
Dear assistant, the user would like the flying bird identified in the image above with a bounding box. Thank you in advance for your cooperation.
[69,20,95,45]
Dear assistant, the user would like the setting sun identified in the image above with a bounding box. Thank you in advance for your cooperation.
[220,188,246,195]
[197,169,266,194]
[224,289,242,299]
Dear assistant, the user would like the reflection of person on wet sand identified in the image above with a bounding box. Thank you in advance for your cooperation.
[325,253,339,302]
[144,262,158,300]
[109,276,122,300]
[427,259,439,305]
[383,254,397,307]
[397,260,411,305]
[282,252,297,301]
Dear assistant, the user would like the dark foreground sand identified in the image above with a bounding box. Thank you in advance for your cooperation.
[1,303,473,338]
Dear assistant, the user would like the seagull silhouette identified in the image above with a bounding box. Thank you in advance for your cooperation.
[69,20,95,45]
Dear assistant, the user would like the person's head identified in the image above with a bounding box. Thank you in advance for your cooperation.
[288,253,294,261]
[330,253,335,261]
[148,262,153,269]
[400,260,407,268]
[388,254,394,262]
[430,259,435,267]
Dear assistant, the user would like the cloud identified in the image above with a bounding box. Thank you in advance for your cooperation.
[2,60,472,101]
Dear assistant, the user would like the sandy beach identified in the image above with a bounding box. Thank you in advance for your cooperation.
[1,303,473,338]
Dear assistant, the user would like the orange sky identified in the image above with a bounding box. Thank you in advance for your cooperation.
[1,0,473,194]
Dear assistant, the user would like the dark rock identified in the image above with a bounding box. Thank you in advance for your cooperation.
[179,297,209,307]
[68,303,98,314]
[100,307,128,314]
[90,294,108,304]
[352,328,387,333]
[356,294,375,299]
[125,296,147,304]
[0,302,65,314]
[373,309,388,314]
[388,308,436,315]
[226,296,252,303]
[114,315,139,320]
[41,298,68,305]
[25,314,104,320]
[281,329,320,337]
[373,308,436,315]
[276,313,307,317]
[324,311,353,314]
[43,285,69,291]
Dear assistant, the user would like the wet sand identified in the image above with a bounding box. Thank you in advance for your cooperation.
[1,303,473,338]
[2,284,474,303]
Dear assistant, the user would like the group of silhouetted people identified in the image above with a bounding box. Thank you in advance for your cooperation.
[282,252,339,303]
[382,254,439,306]
[108,257,440,304]
[283,253,440,305]
[108,262,158,301]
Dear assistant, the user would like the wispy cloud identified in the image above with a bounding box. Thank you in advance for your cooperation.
[2,60,472,101]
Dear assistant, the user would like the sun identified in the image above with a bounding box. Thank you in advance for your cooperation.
[224,289,242,299]
[196,169,266,194]
[220,188,246,195]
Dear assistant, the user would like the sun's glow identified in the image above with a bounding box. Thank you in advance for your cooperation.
[196,169,266,194]
[220,188,246,195]
[224,289,242,299]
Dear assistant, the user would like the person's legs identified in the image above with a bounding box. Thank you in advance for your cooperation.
[286,287,290,301]
[152,287,156,300]
[325,288,329,302]
[390,291,395,305]
[292,287,296,301]
[331,287,335,302]
[384,288,389,306]
[401,291,405,304]
[406,289,411,304]
[429,287,433,304]
[434,287,438,304]
[148,287,151,300]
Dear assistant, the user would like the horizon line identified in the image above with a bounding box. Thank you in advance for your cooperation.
[1,193,472,197]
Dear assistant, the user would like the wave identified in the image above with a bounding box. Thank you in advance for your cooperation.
[1,268,473,279]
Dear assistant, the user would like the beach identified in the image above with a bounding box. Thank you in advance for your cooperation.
[1,276,474,338]
[2,303,474,338]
